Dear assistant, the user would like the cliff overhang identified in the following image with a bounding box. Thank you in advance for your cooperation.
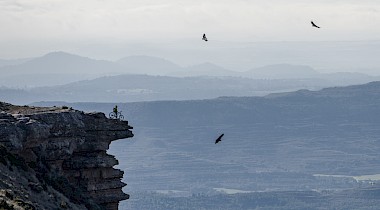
[0,102,133,209]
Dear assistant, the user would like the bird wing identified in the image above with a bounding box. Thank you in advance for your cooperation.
[214,134,224,143]
[311,21,320,28]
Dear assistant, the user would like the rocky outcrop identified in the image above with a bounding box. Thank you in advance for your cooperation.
[0,102,133,209]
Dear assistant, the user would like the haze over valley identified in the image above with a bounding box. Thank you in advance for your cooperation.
[2,0,380,209]
[33,82,380,209]
[2,45,380,209]
[1,48,380,105]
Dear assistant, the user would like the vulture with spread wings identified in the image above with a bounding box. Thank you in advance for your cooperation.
[311,21,320,28]
[215,134,224,144]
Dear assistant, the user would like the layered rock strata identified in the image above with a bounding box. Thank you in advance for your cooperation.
[0,102,133,209]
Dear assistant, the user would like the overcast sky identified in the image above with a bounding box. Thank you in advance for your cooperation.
[0,0,380,59]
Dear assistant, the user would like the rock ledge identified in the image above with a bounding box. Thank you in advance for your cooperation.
[0,102,133,209]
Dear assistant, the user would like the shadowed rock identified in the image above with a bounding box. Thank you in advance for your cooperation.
[0,102,133,210]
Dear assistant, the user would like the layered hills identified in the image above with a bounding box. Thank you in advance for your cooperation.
[1,52,379,105]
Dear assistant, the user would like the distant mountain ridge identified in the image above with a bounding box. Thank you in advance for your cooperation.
[0,52,126,87]
[1,52,122,75]
[1,51,379,88]
[33,81,380,127]
[0,51,379,105]
[1,72,380,105]
[5,74,329,104]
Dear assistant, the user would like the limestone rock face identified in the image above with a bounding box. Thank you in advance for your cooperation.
[0,102,133,209]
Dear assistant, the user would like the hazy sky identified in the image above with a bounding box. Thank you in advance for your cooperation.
[0,0,380,59]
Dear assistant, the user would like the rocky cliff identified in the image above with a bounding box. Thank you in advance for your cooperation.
[0,102,133,209]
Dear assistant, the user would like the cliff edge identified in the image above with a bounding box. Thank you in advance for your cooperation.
[0,102,133,210]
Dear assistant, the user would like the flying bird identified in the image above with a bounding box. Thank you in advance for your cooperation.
[202,33,208,42]
[215,134,224,144]
[311,21,320,28]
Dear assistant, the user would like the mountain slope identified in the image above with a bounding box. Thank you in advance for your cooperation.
[0,52,125,87]
[1,51,124,75]
[0,58,31,67]
[116,55,182,75]
[9,74,333,104]
[167,62,238,77]
[32,81,380,196]
[244,64,320,79]
[0,51,378,88]
[49,81,379,127]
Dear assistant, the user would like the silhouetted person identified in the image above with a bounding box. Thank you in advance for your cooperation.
[311,21,320,28]
[215,134,224,144]
[202,33,208,41]
[113,105,118,116]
